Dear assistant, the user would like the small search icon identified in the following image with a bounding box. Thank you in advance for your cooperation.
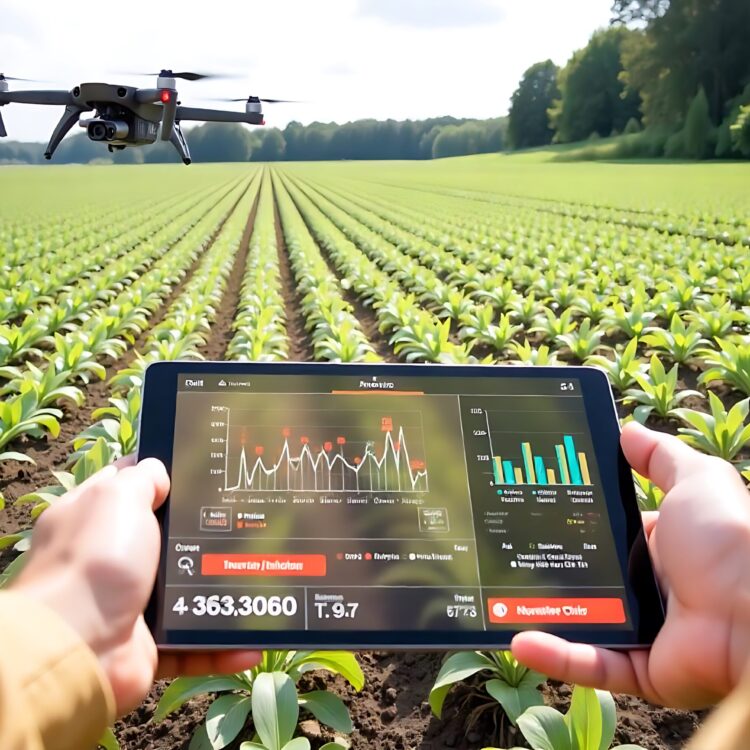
[178,556,195,576]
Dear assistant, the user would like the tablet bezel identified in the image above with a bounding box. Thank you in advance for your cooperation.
[140,361,664,650]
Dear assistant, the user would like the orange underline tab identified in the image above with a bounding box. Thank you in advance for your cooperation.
[331,390,424,396]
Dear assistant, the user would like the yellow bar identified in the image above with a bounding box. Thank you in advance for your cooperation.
[514,467,524,484]
[546,468,556,484]
[493,457,503,484]
[578,452,592,485]
[522,442,537,484]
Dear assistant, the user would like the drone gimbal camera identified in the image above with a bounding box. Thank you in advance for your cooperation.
[0,70,292,164]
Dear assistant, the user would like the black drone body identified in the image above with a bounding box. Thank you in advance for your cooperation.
[0,70,276,165]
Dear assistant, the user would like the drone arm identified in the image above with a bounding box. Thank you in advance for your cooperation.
[0,90,74,106]
[0,111,6,138]
[44,104,88,160]
[169,122,192,165]
[175,106,264,125]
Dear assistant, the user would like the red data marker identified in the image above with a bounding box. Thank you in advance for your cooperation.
[301,436,310,445]
[410,459,425,470]
[394,441,401,451]
[381,417,393,432]
[282,427,291,438]
[324,441,333,452]
[337,436,346,445]
[354,456,362,465]
[255,446,264,456]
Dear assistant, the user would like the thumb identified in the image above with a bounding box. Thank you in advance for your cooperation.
[620,421,713,494]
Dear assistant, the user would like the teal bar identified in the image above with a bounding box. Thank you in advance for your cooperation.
[492,458,501,485]
[534,456,547,484]
[502,460,515,484]
[564,435,583,485]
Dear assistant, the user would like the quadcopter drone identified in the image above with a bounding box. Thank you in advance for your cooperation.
[0,70,291,164]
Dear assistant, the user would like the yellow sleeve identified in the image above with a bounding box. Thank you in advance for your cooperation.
[0,591,116,750]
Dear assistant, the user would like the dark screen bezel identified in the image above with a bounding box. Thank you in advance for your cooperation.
[140,361,664,650]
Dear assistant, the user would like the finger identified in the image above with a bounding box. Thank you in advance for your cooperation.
[59,464,119,504]
[642,511,659,540]
[114,454,137,470]
[621,422,710,493]
[157,649,262,678]
[511,631,653,698]
[112,458,170,511]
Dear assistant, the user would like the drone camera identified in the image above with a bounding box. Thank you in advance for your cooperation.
[87,118,129,141]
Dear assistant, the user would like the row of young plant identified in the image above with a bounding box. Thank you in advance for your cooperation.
[271,171,379,362]
[0,175,244,325]
[0,187,197,320]
[0,177,254,469]
[226,169,289,361]
[0,180,243,351]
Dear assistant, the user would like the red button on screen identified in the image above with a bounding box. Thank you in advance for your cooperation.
[487,597,626,624]
[201,554,326,576]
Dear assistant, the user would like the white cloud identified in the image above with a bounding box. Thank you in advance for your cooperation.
[1,0,611,144]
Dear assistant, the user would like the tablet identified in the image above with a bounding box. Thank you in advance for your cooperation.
[139,362,664,650]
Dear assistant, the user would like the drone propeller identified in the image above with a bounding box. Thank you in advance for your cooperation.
[213,96,301,104]
[126,70,235,82]
[0,74,37,82]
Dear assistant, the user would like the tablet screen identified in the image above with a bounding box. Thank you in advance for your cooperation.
[147,365,660,647]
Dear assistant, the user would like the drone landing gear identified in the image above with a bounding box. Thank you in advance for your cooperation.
[44,104,87,160]
[169,122,191,165]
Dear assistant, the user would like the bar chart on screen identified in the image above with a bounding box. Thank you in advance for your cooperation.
[481,409,594,488]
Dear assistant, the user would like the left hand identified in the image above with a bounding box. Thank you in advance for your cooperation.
[13,456,262,714]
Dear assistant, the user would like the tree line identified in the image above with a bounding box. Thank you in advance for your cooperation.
[0,116,507,165]
[507,0,750,158]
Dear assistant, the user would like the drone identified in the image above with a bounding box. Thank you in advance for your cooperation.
[0,70,293,164]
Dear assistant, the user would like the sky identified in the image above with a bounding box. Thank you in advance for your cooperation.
[1,0,612,143]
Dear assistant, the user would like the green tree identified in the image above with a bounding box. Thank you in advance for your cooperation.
[252,128,286,161]
[620,0,750,127]
[189,122,251,162]
[549,27,641,143]
[610,0,669,23]
[683,87,714,158]
[507,60,559,149]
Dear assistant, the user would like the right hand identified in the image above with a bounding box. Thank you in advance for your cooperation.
[512,421,750,709]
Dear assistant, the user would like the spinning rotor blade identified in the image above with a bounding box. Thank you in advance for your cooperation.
[0,75,36,82]
[125,70,235,82]
[212,96,301,103]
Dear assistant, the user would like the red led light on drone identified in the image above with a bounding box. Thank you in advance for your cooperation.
[160,90,171,103]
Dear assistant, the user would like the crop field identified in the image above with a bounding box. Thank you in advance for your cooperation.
[0,155,749,749]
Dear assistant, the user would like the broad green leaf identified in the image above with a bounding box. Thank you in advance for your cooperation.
[486,678,544,725]
[517,706,571,750]
[566,686,615,750]
[190,724,214,750]
[153,676,247,722]
[252,672,299,750]
[0,451,35,464]
[282,739,311,750]
[205,694,252,750]
[97,727,119,750]
[293,651,364,690]
[429,651,494,717]
[298,690,353,733]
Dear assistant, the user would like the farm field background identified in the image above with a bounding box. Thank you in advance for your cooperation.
[1,153,749,749]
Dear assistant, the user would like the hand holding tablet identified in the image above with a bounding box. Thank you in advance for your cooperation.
[138,362,664,650]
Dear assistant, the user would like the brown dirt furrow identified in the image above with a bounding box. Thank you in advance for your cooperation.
[272,182,316,362]
[200,187,260,361]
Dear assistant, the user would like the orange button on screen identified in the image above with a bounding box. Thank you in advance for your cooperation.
[487,597,626,624]
[201,554,326,576]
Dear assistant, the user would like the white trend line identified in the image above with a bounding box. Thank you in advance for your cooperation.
[226,425,428,493]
